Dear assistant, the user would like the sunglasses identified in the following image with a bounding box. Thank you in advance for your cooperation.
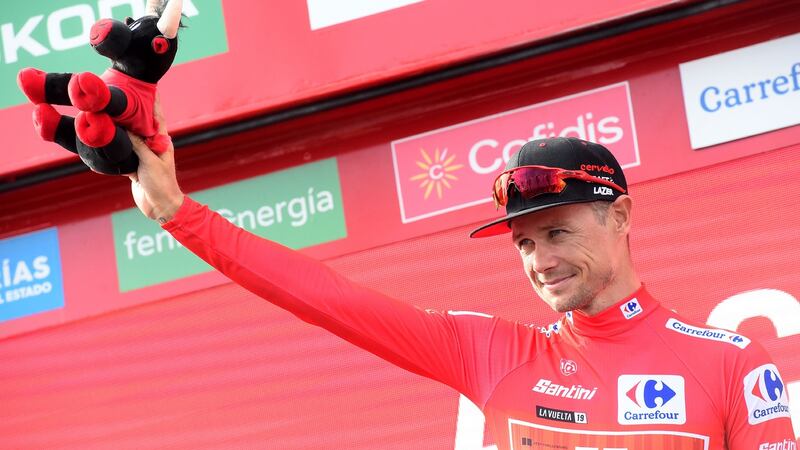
[492,165,626,209]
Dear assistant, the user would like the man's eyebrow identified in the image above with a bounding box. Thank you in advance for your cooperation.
[511,218,572,241]
[538,221,567,231]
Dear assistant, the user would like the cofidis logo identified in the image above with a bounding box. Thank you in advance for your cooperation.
[391,82,640,223]
[617,375,686,425]
[743,364,790,425]
[0,228,65,322]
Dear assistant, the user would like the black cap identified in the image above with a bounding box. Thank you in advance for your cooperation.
[469,137,628,238]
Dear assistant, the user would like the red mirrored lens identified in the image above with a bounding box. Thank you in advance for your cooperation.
[492,165,625,208]
[493,173,511,208]
[511,167,566,199]
[493,167,567,207]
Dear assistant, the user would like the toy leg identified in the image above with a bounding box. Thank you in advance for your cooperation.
[74,115,137,175]
[32,104,78,154]
[74,111,117,148]
[68,72,111,112]
[18,68,73,106]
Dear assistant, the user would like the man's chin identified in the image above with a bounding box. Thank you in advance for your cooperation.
[540,293,573,313]
[548,292,592,314]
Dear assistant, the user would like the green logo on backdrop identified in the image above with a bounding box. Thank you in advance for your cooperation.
[112,158,347,292]
[1,0,227,110]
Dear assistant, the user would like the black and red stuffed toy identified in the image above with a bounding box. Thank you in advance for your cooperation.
[17,0,182,175]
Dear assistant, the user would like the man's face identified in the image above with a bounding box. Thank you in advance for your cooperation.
[510,201,623,314]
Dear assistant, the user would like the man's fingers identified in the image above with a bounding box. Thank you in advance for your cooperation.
[128,131,159,162]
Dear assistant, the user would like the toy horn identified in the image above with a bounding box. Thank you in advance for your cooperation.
[157,0,183,39]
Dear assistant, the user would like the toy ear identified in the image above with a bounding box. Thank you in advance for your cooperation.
[151,36,169,54]
[124,16,134,25]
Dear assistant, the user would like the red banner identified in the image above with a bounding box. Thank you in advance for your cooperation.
[1,0,685,177]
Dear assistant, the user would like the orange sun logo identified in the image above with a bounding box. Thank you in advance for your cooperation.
[408,148,463,200]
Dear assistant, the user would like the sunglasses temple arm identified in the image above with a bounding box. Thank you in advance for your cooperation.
[568,173,625,193]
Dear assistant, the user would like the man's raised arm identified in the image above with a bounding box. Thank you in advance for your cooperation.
[124,103,535,411]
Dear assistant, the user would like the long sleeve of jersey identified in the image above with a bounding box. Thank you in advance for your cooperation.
[162,196,537,409]
[162,196,796,450]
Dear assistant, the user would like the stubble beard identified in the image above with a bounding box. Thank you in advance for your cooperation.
[540,267,615,314]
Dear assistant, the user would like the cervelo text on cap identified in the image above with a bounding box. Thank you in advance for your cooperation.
[469,137,628,238]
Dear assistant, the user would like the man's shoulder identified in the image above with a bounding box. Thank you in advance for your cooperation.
[642,305,770,369]
[644,306,778,386]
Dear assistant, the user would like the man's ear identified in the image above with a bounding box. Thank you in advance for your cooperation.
[610,195,633,235]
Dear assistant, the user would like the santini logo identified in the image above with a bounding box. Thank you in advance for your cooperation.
[666,318,751,349]
[759,440,797,450]
[532,379,597,400]
[617,375,686,425]
[743,364,790,425]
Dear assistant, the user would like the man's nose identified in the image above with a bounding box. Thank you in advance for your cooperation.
[530,245,560,276]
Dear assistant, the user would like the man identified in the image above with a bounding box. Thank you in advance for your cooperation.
[128,111,795,449]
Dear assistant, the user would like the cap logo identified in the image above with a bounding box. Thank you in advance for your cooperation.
[580,163,615,175]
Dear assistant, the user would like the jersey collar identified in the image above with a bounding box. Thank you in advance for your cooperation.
[566,285,658,337]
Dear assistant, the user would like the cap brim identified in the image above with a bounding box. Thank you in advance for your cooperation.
[469,199,598,238]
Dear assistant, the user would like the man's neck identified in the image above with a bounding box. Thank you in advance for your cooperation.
[579,267,641,317]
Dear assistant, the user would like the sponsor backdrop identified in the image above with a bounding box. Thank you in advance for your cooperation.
[679,32,800,149]
[2,0,684,177]
[112,158,345,291]
[0,227,64,322]
[392,82,639,223]
[1,8,799,450]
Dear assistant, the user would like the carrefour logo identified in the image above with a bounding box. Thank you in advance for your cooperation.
[617,375,686,425]
[743,364,791,425]
[619,298,642,319]
[0,228,65,323]
[679,32,800,149]
[1,0,228,110]
[665,318,751,349]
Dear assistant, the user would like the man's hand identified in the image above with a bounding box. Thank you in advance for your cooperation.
[128,96,183,223]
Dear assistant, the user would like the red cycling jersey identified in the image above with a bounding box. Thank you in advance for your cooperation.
[163,197,795,450]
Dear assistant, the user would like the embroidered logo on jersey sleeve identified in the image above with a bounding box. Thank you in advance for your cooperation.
[665,318,751,349]
[743,363,791,424]
[617,375,686,425]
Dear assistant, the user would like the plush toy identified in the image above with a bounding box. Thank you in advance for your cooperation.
[16,0,182,175]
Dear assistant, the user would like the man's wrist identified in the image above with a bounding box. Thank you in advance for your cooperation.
[154,194,184,224]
